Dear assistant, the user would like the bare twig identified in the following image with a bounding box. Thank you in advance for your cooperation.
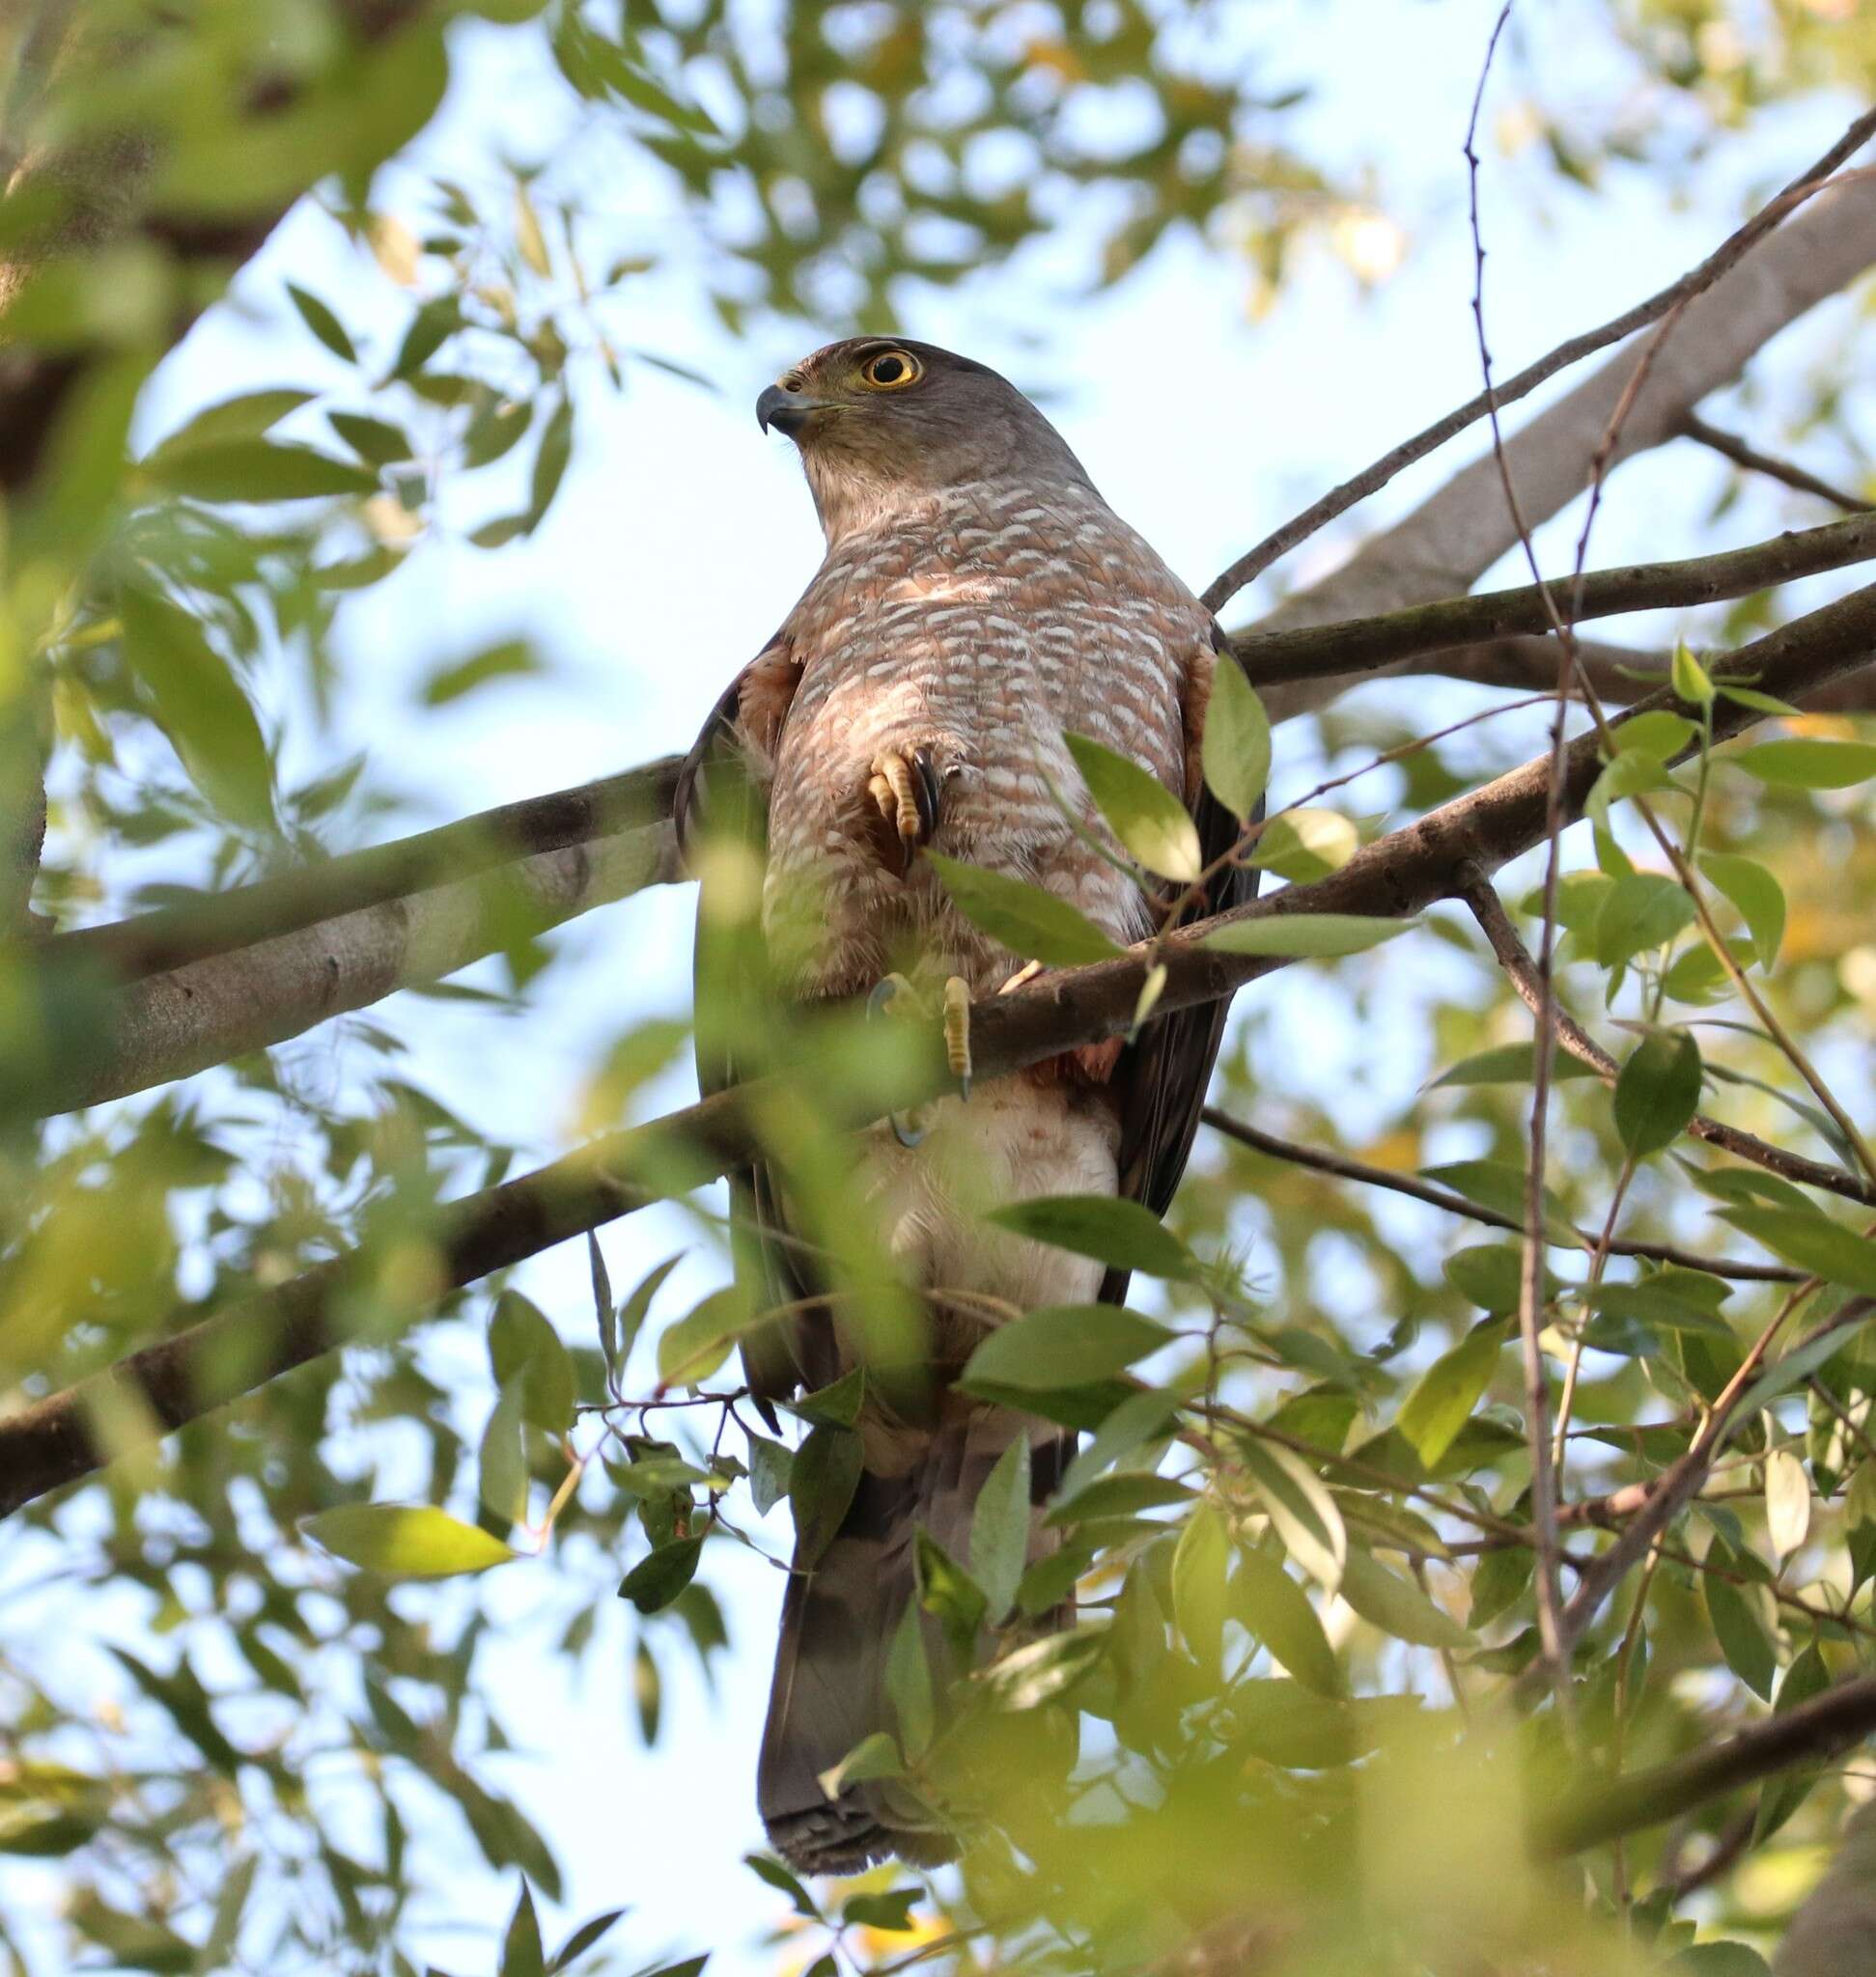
[1679,413,1872,515]
[1456,871,1876,1210]
[1199,1108,1802,1279]
[1201,105,1876,613]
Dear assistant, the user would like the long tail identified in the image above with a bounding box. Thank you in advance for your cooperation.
[758,1414,1065,1875]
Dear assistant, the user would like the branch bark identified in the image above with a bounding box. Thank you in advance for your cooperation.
[1680,413,1872,515]
[1231,514,1876,686]
[52,756,684,981]
[1242,168,1876,721]
[1533,1671,1876,1858]
[5,581,1871,1512]
[28,822,679,1117]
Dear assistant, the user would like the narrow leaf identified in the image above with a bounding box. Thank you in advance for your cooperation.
[926,851,1124,964]
[303,1505,515,1577]
[1065,731,1202,880]
[1201,653,1271,821]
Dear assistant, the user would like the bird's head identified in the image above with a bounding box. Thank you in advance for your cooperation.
[756,337,1089,540]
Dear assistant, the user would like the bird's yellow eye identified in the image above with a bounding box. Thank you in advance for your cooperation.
[859,348,921,390]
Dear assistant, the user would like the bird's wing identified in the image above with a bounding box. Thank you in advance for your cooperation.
[678,633,811,1414]
[1100,628,1260,1302]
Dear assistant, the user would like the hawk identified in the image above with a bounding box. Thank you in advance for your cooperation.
[676,338,1253,1874]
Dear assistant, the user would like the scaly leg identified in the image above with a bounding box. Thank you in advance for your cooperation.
[866,746,945,876]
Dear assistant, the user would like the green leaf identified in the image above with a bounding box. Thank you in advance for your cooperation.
[785,1366,866,1429]
[547,1909,626,1975]
[1198,912,1409,959]
[1585,748,1676,830]
[1249,808,1358,880]
[1755,1644,1832,1841]
[328,409,412,466]
[1613,1028,1703,1158]
[302,1505,515,1578]
[1716,684,1801,716]
[968,1437,1031,1626]
[842,1888,920,1934]
[1423,1162,1580,1247]
[1595,872,1696,968]
[1236,1437,1346,1593]
[1697,851,1785,968]
[1716,1207,1876,1295]
[1172,1503,1233,1676]
[1431,1044,1596,1088]
[1616,710,1696,759]
[617,1537,703,1614]
[150,388,314,455]
[1396,1322,1507,1468]
[816,1731,903,1801]
[120,589,275,831]
[1575,1275,1734,1337]
[500,1882,544,1977]
[1763,1447,1811,1563]
[925,852,1125,964]
[915,1530,988,1647]
[1671,1944,1772,1975]
[420,639,543,708]
[962,1304,1171,1390]
[1201,653,1271,821]
[1704,1566,1775,1700]
[145,437,378,502]
[1336,1546,1472,1649]
[657,1285,755,1388]
[1727,738,1876,789]
[1046,1470,1196,1525]
[884,1598,936,1757]
[1671,641,1715,708]
[743,1852,820,1922]
[1230,1545,1343,1696]
[286,282,358,361]
[989,1195,1195,1279]
[490,1293,576,1433]
[1442,1244,1542,1314]
[745,1434,793,1518]
[1064,731,1203,880]
[478,1378,529,1524]
[790,1427,863,1567]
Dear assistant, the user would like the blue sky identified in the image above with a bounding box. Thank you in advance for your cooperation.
[41,1,1875,1969]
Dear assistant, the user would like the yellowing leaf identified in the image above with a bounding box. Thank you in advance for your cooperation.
[302,1505,515,1577]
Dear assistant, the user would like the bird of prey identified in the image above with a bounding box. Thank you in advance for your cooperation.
[675,337,1254,1875]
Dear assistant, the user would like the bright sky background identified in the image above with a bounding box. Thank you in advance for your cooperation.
[34,1,1872,1970]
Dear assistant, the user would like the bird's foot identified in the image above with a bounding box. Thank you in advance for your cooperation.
[942,975,971,1100]
[866,746,944,876]
[997,959,1046,995]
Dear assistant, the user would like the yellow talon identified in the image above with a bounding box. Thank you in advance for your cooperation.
[870,751,923,843]
[943,975,972,1095]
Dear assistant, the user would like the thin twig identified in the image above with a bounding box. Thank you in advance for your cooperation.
[1680,412,1872,515]
[1455,870,1876,1210]
[1200,1108,1802,1280]
[1200,104,1876,612]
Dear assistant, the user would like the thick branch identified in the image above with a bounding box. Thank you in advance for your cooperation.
[1201,1108,1803,1279]
[1457,876,1876,1210]
[30,822,678,1116]
[1232,515,1876,686]
[1534,1671,1876,1857]
[52,756,684,980]
[5,583,1871,1510]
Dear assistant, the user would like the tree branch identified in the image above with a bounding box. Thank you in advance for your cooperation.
[1200,1107,1804,1279]
[1534,1670,1876,1857]
[30,822,679,1117]
[1456,874,1876,1210]
[1231,515,1876,686]
[1202,108,1876,615]
[1680,413,1872,515]
[5,582,1872,1510]
[51,756,684,980]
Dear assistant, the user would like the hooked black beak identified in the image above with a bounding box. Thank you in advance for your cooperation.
[756,382,818,437]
